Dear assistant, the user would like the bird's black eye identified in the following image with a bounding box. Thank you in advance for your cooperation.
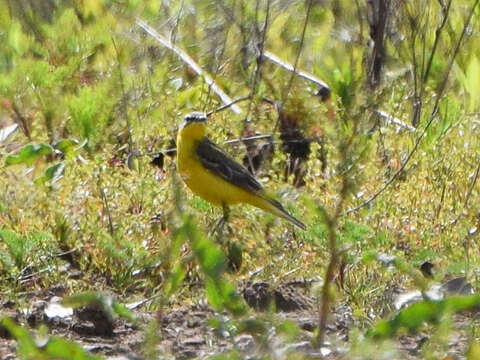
[184,112,207,123]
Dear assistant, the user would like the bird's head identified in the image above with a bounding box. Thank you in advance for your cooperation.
[179,112,207,138]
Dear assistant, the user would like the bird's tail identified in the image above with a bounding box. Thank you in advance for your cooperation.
[252,195,306,230]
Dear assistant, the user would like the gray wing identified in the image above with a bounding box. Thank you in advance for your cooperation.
[196,137,263,194]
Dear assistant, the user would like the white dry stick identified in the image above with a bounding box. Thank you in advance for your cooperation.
[375,109,416,131]
[136,19,243,115]
[263,51,330,90]
[0,124,18,144]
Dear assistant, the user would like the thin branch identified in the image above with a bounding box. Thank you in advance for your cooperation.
[207,95,252,117]
[11,102,31,140]
[414,0,452,126]
[169,0,184,45]
[136,19,242,115]
[100,188,114,236]
[317,130,353,345]
[244,0,271,126]
[223,134,273,145]
[423,0,452,84]
[434,0,478,98]
[353,0,365,44]
[282,0,314,100]
[316,186,345,345]
[463,158,480,210]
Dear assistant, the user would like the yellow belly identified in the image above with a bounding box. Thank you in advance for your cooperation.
[177,148,256,206]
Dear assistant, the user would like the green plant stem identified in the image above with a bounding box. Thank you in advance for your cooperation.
[316,176,348,346]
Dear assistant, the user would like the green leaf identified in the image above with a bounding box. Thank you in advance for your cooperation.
[35,162,65,185]
[61,291,101,308]
[205,278,245,316]
[180,216,245,316]
[184,219,226,279]
[217,280,245,316]
[111,302,135,323]
[2,317,102,360]
[53,139,79,154]
[205,277,223,311]
[1,317,38,357]
[62,292,135,322]
[66,82,117,151]
[5,143,53,166]
[368,294,480,339]
[43,337,103,360]
[164,262,187,297]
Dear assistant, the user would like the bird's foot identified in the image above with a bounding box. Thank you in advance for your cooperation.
[208,214,227,239]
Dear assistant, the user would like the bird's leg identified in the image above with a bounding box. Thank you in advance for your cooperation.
[217,203,230,242]
[209,203,230,240]
[220,203,230,234]
[217,203,230,238]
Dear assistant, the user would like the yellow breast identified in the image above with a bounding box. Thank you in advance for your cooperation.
[176,124,257,206]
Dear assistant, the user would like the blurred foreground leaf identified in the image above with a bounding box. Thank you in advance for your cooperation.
[53,138,80,154]
[164,262,187,297]
[35,162,65,185]
[1,317,102,360]
[177,216,246,316]
[5,143,52,166]
[62,292,135,323]
[369,294,480,339]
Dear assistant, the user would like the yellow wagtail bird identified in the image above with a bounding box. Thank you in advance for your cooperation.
[176,112,306,231]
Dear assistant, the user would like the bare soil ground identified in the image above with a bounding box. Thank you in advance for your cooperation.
[0,281,475,359]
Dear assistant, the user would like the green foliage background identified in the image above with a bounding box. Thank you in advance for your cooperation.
[1,0,480,358]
